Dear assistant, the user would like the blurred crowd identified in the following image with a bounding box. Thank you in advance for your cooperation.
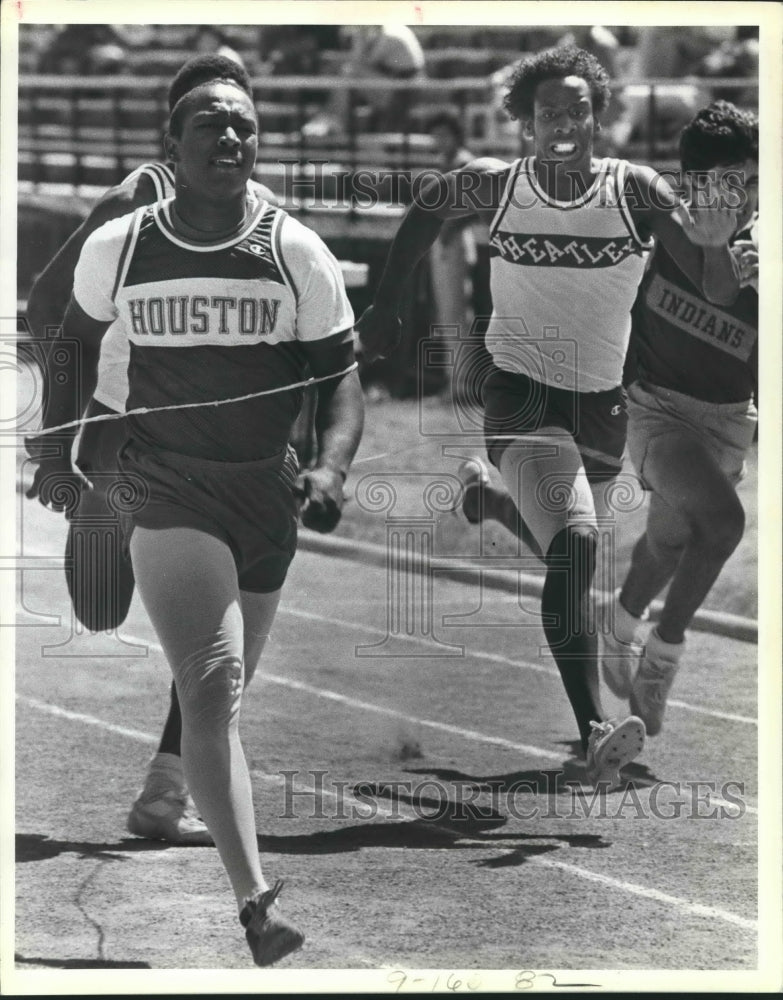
[25,23,759,143]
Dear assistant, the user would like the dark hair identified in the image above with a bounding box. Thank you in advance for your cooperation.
[168,78,255,137]
[428,111,465,144]
[503,44,611,120]
[168,54,252,112]
[679,100,759,172]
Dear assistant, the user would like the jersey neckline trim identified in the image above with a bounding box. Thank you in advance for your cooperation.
[523,156,610,209]
[153,195,268,251]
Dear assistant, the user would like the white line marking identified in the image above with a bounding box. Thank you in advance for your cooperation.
[17,542,757,726]
[251,671,758,817]
[276,605,758,727]
[259,672,559,760]
[17,695,157,744]
[666,699,756,725]
[17,695,758,933]
[18,665,758,818]
[534,857,757,932]
[109,629,558,762]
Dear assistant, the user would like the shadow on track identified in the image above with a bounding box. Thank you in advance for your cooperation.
[14,953,150,969]
[16,832,177,862]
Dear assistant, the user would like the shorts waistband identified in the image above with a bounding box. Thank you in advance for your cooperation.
[490,365,622,398]
[128,442,290,474]
[635,380,755,415]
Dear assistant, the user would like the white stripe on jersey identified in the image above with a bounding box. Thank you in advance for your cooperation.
[95,163,176,412]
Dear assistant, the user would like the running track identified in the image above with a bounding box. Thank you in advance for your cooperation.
[8,475,780,993]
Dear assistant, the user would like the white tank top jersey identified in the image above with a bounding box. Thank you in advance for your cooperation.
[93,163,176,411]
[485,157,653,393]
[73,194,354,460]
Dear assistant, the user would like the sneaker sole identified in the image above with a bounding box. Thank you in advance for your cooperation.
[589,717,646,788]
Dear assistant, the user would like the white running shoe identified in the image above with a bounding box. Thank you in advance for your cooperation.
[127,788,214,846]
[456,456,490,524]
[600,593,648,699]
[630,632,683,737]
[585,716,646,791]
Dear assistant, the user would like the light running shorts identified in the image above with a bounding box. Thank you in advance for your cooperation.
[626,379,757,488]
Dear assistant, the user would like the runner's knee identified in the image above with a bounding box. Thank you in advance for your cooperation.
[174,638,245,733]
[647,529,686,565]
[694,499,745,560]
[646,512,688,562]
[545,522,598,569]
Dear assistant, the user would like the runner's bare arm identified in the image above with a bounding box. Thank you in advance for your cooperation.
[25,297,111,506]
[35,296,109,435]
[357,158,509,360]
[296,333,365,532]
[626,164,740,306]
[26,173,159,341]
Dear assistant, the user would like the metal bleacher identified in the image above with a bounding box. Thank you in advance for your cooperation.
[18,65,758,200]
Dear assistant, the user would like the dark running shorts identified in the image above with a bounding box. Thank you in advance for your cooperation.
[118,440,299,593]
[483,366,628,483]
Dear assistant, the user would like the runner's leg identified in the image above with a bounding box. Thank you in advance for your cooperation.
[131,525,278,907]
[635,431,744,643]
[498,429,605,752]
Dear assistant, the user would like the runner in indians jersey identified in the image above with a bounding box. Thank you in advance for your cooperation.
[601,102,758,735]
[357,45,741,790]
[26,56,279,847]
[27,75,364,967]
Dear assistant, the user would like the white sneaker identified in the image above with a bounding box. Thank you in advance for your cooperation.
[456,456,490,524]
[127,788,214,846]
[600,594,647,699]
[126,754,213,846]
[585,716,646,791]
[630,631,683,737]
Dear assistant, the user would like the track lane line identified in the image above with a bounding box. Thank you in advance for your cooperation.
[16,543,757,726]
[278,605,758,727]
[16,696,758,934]
[532,857,757,932]
[19,641,760,818]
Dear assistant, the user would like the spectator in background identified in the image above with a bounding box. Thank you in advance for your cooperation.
[696,32,759,107]
[37,24,127,76]
[258,25,341,76]
[319,24,426,134]
[620,26,738,147]
[258,25,342,109]
[356,24,426,129]
[189,26,244,68]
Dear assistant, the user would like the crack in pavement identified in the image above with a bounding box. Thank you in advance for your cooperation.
[73,859,111,963]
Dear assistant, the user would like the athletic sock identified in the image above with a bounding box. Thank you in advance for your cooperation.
[140,752,187,798]
[542,526,604,754]
[614,592,647,645]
